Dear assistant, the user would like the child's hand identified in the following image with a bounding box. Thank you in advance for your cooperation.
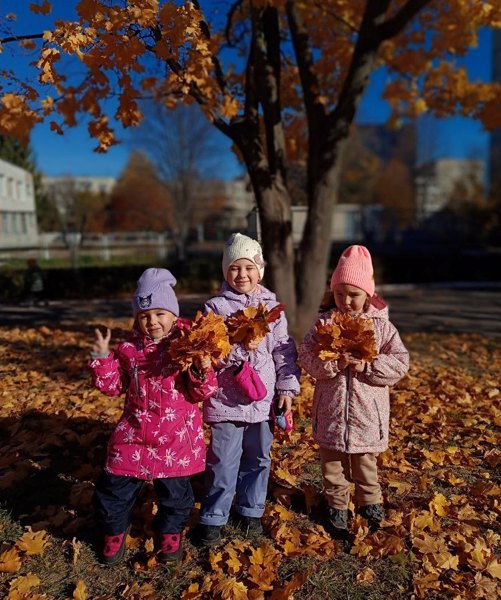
[93,327,111,356]
[349,358,366,373]
[275,394,292,416]
[244,337,262,352]
[192,355,212,378]
[337,353,350,370]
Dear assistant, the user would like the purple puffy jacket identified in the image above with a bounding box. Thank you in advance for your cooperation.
[203,283,301,424]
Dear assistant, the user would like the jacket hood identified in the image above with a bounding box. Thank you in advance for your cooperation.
[365,294,389,321]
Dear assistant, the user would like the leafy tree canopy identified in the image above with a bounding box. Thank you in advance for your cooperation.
[1,0,500,330]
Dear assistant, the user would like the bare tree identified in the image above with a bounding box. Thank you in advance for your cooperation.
[131,102,238,260]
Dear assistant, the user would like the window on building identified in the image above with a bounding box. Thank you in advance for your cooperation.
[20,213,27,233]
[6,178,13,197]
[0,174,4,196]
[17,181,23,201]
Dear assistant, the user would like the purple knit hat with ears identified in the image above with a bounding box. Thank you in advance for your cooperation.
[132,268,179,316]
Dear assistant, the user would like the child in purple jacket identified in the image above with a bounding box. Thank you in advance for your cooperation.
[299,246,409,533]
[89,268,217,565]
[195,233,301,546]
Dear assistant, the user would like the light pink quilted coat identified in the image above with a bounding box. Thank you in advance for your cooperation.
[89,319,218,480]
[299,303,409,454]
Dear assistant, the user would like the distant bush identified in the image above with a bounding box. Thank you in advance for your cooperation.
[0,256,222,303]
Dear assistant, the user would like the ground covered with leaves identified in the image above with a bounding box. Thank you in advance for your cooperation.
[0,320,499,600]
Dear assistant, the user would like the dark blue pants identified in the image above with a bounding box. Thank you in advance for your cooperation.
[94,471,195,535]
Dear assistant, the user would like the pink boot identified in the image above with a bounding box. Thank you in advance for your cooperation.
[102,531,127,566]
[157,532,182,563]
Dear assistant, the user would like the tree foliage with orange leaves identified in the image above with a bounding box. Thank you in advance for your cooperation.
[1,1,501,330]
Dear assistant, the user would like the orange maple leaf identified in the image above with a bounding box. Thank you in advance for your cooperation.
[226,303,285,346]
[314,312,377,362]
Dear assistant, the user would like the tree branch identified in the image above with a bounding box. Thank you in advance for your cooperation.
[252,5,287,178]
[191,0,227,93]
[224,0,244,46]
[378,0,434,40]
[285,1,324,128]
[0,33,44,44]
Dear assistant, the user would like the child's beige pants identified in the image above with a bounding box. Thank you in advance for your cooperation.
[319,447,382,509]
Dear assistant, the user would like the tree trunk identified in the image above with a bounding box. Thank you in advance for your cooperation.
[296,152,347,335]
[246,167,297,330]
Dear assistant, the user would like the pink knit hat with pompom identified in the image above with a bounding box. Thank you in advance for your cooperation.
[330,245,375,297]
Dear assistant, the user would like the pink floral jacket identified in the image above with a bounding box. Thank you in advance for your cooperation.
[299,302,409,454]
[89,319,218,480]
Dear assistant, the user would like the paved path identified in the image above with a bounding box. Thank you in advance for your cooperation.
[1,286,500,337]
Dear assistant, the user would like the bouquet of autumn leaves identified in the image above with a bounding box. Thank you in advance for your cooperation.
[226,302,285,348]
[167,311,232,372]
[167,303,285,371]
[314,312,377,363]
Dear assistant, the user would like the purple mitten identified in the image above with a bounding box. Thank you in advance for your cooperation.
[234,361,267,401]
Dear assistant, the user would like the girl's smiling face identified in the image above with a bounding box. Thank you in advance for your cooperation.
[226,258,260,294]
[333,283,368,315]
[136,308,176,339]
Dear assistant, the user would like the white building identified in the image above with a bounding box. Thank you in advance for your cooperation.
[0,157,39,248]
[415,158,485,221]
[218,178,256,231]
[42,175,116,198]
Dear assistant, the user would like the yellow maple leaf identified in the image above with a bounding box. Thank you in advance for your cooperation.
[0,547,22,573]
[73,580,87,600]
[62,538,82,565]
[212,576,248,600]
[179,583,201,600]
[485,558,501,579]
[16,529,49,555]
[428,492,449,516]
[8,573,41,593]
[274,467,298,487]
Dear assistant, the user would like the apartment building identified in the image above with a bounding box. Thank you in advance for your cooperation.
[0,157,39,248]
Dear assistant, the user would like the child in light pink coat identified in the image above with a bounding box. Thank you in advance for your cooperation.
[299,246,409,533]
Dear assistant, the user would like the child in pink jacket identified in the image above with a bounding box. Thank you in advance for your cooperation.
[299,246,409,533]
[89,268,218,565]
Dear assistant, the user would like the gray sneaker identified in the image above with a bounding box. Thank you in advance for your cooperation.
[328,507,349,531]
[358,504,385,529]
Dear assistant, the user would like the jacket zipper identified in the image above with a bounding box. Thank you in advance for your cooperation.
[133,365,140,395]
[183,418,194,453]
[373,399,384,440]
[344,369,351,451]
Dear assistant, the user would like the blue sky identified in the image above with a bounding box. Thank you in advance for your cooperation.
[0,2,494,180]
